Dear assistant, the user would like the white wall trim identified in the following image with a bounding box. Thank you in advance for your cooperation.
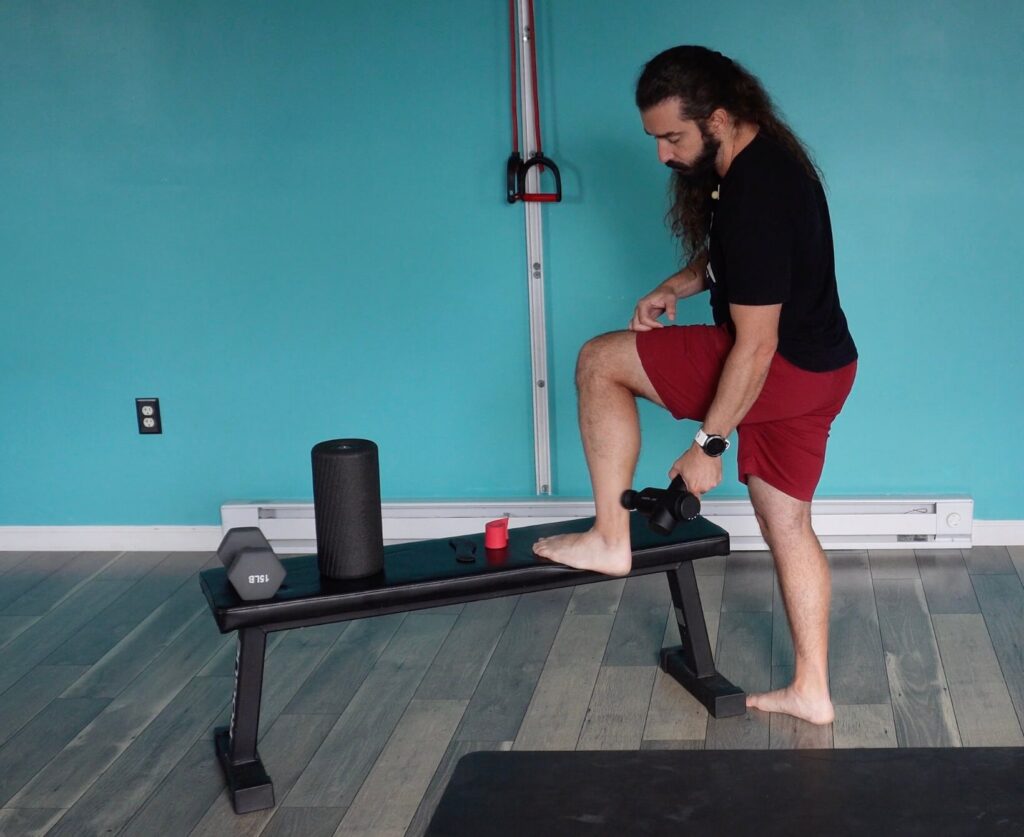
[223,495,978,552]
[0,526,222,552]
[1,509,1020,552]
[972,520,1024,546]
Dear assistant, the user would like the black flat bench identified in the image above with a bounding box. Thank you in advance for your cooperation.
[199,513,740,813]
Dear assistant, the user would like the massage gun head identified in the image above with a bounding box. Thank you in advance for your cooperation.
[649,506,677,536]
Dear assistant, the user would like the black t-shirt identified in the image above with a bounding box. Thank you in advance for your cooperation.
[706,132,857,372]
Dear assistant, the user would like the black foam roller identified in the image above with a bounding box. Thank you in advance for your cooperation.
[311,439,384,579]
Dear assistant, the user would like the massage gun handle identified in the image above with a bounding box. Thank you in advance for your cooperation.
[621,477,681,513]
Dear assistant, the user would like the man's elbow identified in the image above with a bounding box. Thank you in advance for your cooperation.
[735,336,778,367]
[756,338,778,363]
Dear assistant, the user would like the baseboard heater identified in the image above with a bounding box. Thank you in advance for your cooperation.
[222,496,973,553]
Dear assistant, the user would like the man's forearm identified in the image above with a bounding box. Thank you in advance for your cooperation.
[665,252,709,300]
[701,344,775,439]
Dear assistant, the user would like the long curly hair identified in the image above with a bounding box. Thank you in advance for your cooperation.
[635,46,822,260]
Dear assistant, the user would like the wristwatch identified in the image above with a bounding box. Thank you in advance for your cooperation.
[695,426,730,457]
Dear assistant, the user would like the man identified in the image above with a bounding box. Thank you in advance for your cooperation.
[533,45,858,726]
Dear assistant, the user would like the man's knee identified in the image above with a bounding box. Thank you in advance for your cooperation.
[576,331,629,386]
[749,478,813,544]
[575,330,664,405]
[759,506,813,547]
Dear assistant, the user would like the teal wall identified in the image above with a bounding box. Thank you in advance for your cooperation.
[2,1,1021,524]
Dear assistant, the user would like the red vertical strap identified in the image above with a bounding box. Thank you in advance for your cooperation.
[509,0,519,154]
[526,0,544,157]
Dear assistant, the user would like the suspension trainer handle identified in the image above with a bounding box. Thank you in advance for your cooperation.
[517,153,562,203]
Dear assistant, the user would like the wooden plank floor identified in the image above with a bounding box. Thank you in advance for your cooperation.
[0,546,1021,836]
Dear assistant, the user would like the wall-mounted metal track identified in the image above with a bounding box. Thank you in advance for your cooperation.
[516,0,552,495]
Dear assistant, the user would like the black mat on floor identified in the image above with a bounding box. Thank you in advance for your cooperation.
[425,748,1024,836]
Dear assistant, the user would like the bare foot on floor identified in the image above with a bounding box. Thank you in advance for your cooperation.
[532,529,632,576]
[746,684,835,725]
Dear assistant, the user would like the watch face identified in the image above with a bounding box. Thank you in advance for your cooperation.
[705,436,728,457]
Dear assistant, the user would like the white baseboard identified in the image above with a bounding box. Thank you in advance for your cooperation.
[0,526,222,552]
[972,521,1024,546]
[224,495,978,553]
[0,515,1021,552]
[2,526,1022,552]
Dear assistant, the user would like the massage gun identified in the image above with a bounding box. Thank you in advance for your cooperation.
[620,475,700,535]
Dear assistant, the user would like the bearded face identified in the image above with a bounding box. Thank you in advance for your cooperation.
[666,121,720,177]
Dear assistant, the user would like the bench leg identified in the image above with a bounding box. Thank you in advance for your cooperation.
[214,626,276,813]
[661,562,746,718]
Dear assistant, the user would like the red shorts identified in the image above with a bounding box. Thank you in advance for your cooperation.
[635,324,856,502]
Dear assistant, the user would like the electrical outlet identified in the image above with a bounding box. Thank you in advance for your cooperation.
[136,397,162,434]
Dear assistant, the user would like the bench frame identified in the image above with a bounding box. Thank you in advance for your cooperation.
[201,520,743,814]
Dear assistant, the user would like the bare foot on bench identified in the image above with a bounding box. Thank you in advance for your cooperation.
[745,684,835,725]
[532,529,632,576]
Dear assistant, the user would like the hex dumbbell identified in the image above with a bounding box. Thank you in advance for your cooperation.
[217,527,287,601]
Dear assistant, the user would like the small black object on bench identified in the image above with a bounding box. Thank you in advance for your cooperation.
[200,512,739,814]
